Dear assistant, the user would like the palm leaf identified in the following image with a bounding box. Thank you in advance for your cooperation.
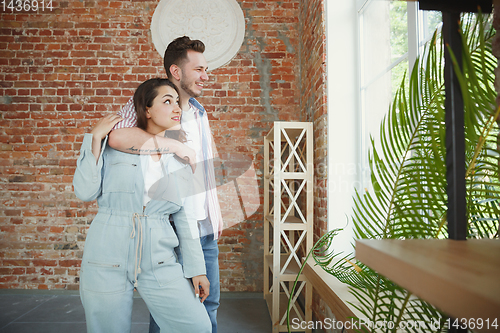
[287,12,498,333]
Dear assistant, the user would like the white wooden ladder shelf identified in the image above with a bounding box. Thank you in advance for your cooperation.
[264,122,314,333]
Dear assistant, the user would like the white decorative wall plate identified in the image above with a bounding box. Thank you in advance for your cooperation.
[150,0,246,71]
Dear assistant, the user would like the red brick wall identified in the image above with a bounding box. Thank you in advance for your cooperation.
[0,0,302,291]
[298,0,331,328]
[298,0,328,241]
[213,0,301,292]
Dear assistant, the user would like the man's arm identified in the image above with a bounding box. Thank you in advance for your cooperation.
[108,128,196,171]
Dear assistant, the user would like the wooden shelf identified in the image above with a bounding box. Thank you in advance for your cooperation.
[264,122,313,332]
[302,258,362,333]
[265,122,310,142]
[265,254,307,281]
[264,172,307,180]
[356,239,500,331]
[265,215,308,230]
[264,293,307,332]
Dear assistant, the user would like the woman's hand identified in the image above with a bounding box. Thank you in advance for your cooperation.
[90,114,122,163]
[91,114,123,141]
[192,275,210,303]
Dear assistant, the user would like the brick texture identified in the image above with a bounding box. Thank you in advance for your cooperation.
[298,0,332,329]
[0,0,302,292]
[298,0,328,241]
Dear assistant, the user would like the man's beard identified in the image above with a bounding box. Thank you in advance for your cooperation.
[180,79,201,98]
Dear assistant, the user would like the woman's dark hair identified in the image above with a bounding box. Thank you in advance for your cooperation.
[134,78,186,143]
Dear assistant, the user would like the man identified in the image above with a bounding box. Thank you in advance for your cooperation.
[109,36,222,333]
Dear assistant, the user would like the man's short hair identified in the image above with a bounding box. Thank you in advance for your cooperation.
[164,36,205,79]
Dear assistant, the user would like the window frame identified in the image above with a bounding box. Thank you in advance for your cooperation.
[326,0,442,255]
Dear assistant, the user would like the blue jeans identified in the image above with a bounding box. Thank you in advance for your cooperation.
[149,233,220,333]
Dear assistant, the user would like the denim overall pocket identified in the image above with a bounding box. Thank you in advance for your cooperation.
[150,223,184,287]
[80,215,130,293]
[102,160,137,194]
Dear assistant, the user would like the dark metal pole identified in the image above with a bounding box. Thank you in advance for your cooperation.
[416,4,491,332]
[442,12,467,333]
[443,12,467,241]
[443,10,468,333]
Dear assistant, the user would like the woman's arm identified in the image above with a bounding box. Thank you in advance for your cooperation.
[108,128,196,172]
[171,206,206,277]
[171,206,209,302]
[169,164,210,301]
[90,114,123,163]
[73,133,104,202]
[73,114,122,201]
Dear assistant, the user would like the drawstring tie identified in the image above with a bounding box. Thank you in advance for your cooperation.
[131,212,146,288]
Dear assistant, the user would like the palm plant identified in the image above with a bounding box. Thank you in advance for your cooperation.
[288,12,499,333]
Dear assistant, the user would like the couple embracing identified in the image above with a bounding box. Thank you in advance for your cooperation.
[74,36,222,333]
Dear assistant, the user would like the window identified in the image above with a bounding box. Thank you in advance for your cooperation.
[326,1,441,254]
[358,0,441,189]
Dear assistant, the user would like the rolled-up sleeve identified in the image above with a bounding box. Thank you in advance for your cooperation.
[113,97,138,130]
[73,133,107,201]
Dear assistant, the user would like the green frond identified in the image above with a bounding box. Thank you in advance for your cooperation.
[346,12,499,329]
[288,12,498,333]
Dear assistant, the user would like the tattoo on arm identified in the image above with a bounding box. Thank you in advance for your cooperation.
[125,146,171,154]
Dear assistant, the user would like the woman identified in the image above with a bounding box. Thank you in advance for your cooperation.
[73,78,211,333]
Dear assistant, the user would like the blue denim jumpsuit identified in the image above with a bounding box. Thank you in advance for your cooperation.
[73,134,211,333]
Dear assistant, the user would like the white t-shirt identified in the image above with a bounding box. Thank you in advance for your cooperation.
[142,155,163,207]
[181,106,208,221]
[140,153,200,239]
